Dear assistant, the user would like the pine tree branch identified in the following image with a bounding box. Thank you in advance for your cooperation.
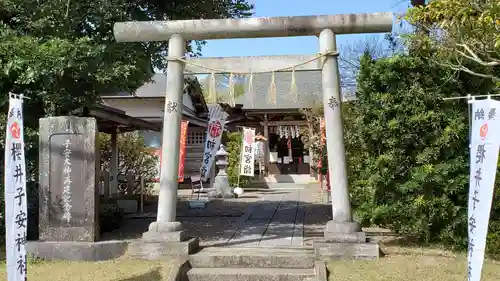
[439,62,500,81]
[457,43,500,67]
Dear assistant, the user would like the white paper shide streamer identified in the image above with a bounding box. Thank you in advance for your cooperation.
[4,95,28,281]
[240,127,256,177]
[200,105,228,181]
[468,98,500,281]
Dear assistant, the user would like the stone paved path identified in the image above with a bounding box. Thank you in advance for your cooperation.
[212,187,308,248]
[102,183,333,248]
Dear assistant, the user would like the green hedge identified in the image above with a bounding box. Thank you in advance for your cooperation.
[225,131,252,188]
[346,53,500,257]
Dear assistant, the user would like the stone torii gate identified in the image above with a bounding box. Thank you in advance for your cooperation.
[114,13,393,255]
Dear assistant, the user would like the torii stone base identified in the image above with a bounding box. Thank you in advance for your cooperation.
[314,239,381,260]
[128,221,200,259]
[127,238,199,260]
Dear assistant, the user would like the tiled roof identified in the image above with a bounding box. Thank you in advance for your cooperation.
[101,73,208,115]
[110,73,198,98]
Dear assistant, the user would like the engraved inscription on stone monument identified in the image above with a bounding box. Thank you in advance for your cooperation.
[48,133,85,227]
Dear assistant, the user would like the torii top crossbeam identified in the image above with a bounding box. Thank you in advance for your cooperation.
[113,12,393,42]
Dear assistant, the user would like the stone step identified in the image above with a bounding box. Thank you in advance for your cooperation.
[185,150,203,155]
[265,175,314,185]
[203,246,314,252]
[182,156,201,161]
[126,238,199,260]
[185,151,204,156]
[313,240,380,260]
[187,267,314,281]
[189,247,315,269]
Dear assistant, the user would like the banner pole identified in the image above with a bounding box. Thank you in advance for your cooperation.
[236,126,245,188]
[5,93,29,281]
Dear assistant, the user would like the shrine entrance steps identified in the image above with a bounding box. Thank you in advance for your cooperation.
[187,246,323,281]
[184,186,329,281]
[132,185,376,281]
[180,185,377,281]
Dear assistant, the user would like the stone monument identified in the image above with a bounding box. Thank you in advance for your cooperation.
[26,116,127,261]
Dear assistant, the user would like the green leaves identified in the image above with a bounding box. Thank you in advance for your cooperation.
[346,53,472,247]
[0,0,254,113]
[98,132,158,182]
[406,0,500,81]
[0,0,254,239]
[225,132,251,187]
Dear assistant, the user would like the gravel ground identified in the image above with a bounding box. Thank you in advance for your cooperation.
[102,188,265,246]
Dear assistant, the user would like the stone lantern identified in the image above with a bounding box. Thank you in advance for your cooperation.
[213,144,233,198]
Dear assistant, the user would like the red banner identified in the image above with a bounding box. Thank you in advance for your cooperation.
[177,121,189,182]
[318,118,329,191]
[320,118,326,144]
[154,121,189,183]
[318,118,326,168]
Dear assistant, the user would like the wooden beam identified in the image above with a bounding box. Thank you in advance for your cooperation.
[184,55,322,74]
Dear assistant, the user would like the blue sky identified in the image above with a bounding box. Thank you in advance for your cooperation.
[199,0,411,58]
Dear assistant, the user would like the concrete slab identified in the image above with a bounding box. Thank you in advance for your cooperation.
[208,191,278,246]
[210,203,256,246]
[314,260,328,281]
[187,267,314,281]
[248,193,284,220]
[127,237,199,260]
[165,258,191,281]
[197,246,314,253]
[215,189,310,248]
[313,240,380,260]
[266,182,309,189]
[26,240,128,261]
[292,201,305,246]
[189,247,315,268]
[203,188,308,248]
[223,193,283,247]
[226,220,270,247]
[259,192,299,247]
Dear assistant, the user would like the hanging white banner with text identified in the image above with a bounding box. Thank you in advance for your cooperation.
[468,98,500,281]
[200,105,228,181]
[4,95,28,281]
[240,127,255,177]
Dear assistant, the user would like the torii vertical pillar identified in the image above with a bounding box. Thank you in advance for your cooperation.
[319,29,364,242]
[141,34,191,246]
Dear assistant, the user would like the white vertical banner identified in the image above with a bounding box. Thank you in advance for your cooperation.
[468,98,500,281]
[201,105,228,181]
[4,95,28,281]
[240,127,255,177]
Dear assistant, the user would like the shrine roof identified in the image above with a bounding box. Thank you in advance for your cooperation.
[72,104,161,133]
[101,73,208,115]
